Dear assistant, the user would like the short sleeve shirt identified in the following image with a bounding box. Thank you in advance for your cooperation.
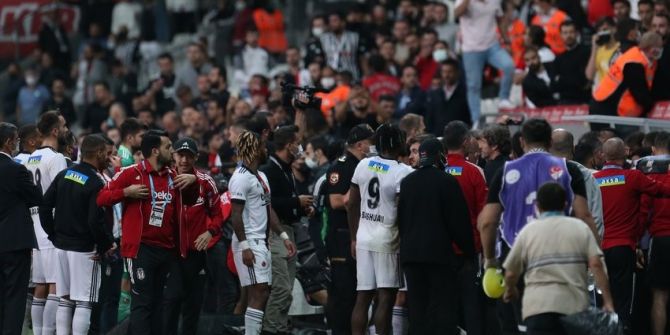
[456,0,501,52]
[325,151,360,228]
[229,166,271,242]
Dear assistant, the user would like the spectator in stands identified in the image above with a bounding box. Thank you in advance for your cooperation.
[415,31,441,90]
[38,53,66,89]
[43,78,76,126]
[176,42,213,98]
[250,1,288,57]
[531,0,571,55]
[304,16,327,66]
[392,19,412,65]
[73,43,107,110]
[144,53,178,116]
[651,14,670,101]
[379,39,400,77]
[374,95,397,126]
[500,0,528,67]
[613,0,633,22]
[363,55,401,102]
[641,0,656,32]
[655,0,669,15]
[162,111,182,141]
[3,63,23,123]
[319,12,368,80]
[523,47,558,107]
[554,21,591,104]
[38,3,72,73]
[317,69,353,120]
[431,3,459,50]
[167,0,198,34]
[456,0,515,122]
[395,65,426,119]
[425,59,471,135]
[84,81,116,134]
[526,25,557,66]
[586,17,619,88]
[616,18,643,55]
[592,32,663,121]
[233,29,270,90]
[111,0,142,40]
[16,68,51,126]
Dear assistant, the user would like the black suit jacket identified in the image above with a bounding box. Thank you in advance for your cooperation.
[260,155,305,224]
[523,71,557,108]
[0,154,41,253]
[424,83,471,136]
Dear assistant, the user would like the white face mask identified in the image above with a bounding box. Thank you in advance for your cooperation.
[25,75,37,86]
[433,49,448,63]
[320,77,335,89]
[305,156,319,169]
[312,27,324,37]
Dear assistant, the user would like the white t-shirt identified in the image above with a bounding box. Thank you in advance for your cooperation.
[229,166,272,244]
[456,0,502,52]
[24,147,67,249]
[351,157,413,253]
[14,152,30,165]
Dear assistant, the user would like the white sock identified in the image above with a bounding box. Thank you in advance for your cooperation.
[392,306,408,335]
[244,307,264,335]
[56,298,74,335]
[31,297,46,335]
[42,294,59,335]
[368,325,377,335]
[72,301,93,335]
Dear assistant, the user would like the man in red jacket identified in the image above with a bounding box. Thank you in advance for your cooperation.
[96,130,198,335]
[442,121,495,335]
[163,138,223,335]
[594,137,670,334]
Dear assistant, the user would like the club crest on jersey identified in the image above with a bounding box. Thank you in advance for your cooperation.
[27,155,42,165]
[136,268,145,281]
[597,175,626,187]
[64,170,89,185]
[445,166,463,176]
[153,191,173,202]
[368,161,390,173]
[549,166,564,180]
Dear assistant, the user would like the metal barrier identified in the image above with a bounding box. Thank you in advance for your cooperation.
[561,115,670,132]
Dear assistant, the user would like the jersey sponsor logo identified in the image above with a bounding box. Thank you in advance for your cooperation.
[27,155,42,165]
[550,166,564,180]
[505,169,520,184]
[153,191,173,202]
[445,166,463,176]
[361,210,384,223]
[64,170,89,185]
[596,175,626,187]
[329,172,340,185]
[367,160,390,173]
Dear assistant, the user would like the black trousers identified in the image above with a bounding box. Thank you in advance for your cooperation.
[326,260,357,335]
[202,238,239,315]
[126,244,173,335]
[456,257,502,335]
[604,246,635,334]
[0,249,31,335]
[525,313,566,335]
[91,240,124,334]
[404,262,460,335]
[163,250,207,335]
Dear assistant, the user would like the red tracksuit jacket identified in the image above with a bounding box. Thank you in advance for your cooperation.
[180,170,224,255]
[446,153,488,252]
[641,171,670,237]
[594,163,670,250]
[96,160,197,258]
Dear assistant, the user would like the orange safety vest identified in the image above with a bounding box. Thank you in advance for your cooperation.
[593,47,656,117]
[252,8,288,54]
[316,85,351,119]
[531,10,569,55]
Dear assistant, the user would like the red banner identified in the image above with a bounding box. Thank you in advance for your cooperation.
[500,101,670,123]
[0,0,79,59]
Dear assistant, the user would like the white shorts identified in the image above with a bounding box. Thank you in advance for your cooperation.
[232,239,272,287]
[356,249,403,290]
[32,248,58,284]
[55,249,101,302]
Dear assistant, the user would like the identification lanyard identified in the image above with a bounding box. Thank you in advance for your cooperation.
[148,173,173,209]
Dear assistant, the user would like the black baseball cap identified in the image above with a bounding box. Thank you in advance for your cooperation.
[347,124,375,145]
[418,138,445,167]
[173,137,198,155]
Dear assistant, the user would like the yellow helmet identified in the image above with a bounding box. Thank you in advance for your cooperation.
[482,268,505,299]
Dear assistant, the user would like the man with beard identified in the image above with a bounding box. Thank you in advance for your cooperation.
[143,53,178,116]
[522,47,558,107]
[96,130,199,334]
[259,125,314,334]
[119,118,148,167]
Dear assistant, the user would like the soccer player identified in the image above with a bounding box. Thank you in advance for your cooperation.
[229,130,296,335]
[163,138,223,335]
[348,124,413,335]
[39,134,117,335]
[25,111,69,335]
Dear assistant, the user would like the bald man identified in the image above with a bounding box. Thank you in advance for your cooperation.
[551,129,604,239]
[594,138,670,334]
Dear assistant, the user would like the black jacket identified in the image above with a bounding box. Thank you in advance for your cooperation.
[39,162,113,253]
[424,83,471,136]
[0,153,41,253]
[260,155,305,224]
[397,166,474,266]
[523,70,557,107]
[553,44,591,104]
[395,85,426,118]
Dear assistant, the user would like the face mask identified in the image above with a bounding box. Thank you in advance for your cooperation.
[312,27,324,37]
[305,156,319,169]
[433,49,448,63]
[320,77,335,89]
[25,75,37,86]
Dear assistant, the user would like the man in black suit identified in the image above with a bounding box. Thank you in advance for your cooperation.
[425,59,472,135]
[522,47,558,108]
[0,122,42,335]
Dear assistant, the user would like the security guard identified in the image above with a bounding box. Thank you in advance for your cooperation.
[592,32,664,119]
[323,124,374,335]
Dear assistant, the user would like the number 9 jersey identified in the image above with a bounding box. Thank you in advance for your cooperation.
[351,157,413,253]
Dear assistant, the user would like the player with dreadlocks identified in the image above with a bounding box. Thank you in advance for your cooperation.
[348,123,414,335]
[228,130,296,335]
